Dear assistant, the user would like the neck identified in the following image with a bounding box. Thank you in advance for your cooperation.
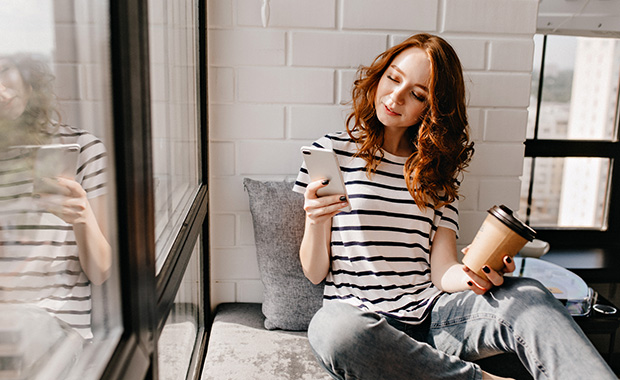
[382,127,413,157]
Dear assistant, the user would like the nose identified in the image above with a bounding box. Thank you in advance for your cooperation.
[389,86,406,105]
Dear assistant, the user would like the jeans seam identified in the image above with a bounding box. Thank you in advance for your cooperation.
[431,312,549,378]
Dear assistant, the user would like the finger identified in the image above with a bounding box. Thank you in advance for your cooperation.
[481,265,505,287]
[462,265,492,293]
[503,256,516,274]
[461,246,470,255]
[305,179,329,199]
[55,177,86,198]
[306,199,349,218]
[34,177,71,196]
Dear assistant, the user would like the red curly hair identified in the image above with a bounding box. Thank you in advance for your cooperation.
[346,33,474,209]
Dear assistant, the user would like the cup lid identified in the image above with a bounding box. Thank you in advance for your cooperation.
[488,205,536,241]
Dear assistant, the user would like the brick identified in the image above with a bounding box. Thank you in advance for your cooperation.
[489,39,535,72]
[342,0,438,31]
[459,177,479,211]
[208,67,234,103]
[209,29,285,66]
[447,38,487,71]
[211,213,236,247]
[291,32,386,68]
[484,109,528,142]
[210,281,236,306]
[478,179,522,212]
[443,0,538,34]
[466,72,531,108]
[237,280,265,302]
[54,64,81,101]
[467,143,525,176]
[210,247,260,279]
[237,0,336,28]
[289,105,349,140]
[210,104,285,140]
[237,67,334,104]
[210,177,249,212]
[210,142,236,176]
[238,212,256,245]
[339,70,357,105]
[457,211,488,245]
[237,141,305,175]
[208,0,233,28]
[467,108,483,142]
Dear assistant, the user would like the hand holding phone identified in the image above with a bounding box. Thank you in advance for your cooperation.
[33,144,80,194]
[301,146,351,212]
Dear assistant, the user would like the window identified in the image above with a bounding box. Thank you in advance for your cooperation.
[519,34,620,247]
[0,1,122,378]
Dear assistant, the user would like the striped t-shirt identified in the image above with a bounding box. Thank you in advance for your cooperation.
[293,132,459,324]
[0,124,107,339]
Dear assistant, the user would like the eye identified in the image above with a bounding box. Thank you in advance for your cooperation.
[387,75,398,83]
[412,92,426,102]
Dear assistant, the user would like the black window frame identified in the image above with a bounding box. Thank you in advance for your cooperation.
[102,0,209,379]
[523,34,620,250]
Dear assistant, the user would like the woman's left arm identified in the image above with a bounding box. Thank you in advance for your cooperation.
[430,226,515,294]
[35,177,112,285]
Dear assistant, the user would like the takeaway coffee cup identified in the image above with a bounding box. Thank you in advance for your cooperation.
[462,205,536,280]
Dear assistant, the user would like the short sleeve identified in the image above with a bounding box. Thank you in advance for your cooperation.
[438,199,459,237]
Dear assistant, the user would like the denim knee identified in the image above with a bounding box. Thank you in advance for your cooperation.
[308,302,381,361]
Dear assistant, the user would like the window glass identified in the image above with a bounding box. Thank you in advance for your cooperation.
[528,35,620,141]
[519,157,611,229]
[157,238,204,380]
[0,1,122,379]
[149,0,201,274]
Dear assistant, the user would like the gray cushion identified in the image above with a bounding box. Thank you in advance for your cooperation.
[243,178,324,330]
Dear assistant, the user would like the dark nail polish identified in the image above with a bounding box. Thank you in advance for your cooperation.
[482,266,491,274]
[467,281,473,287]
[321,179,330,185]
[505,257,512,264]
[339,196,346,201]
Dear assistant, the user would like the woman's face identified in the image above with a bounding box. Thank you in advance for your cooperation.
[0,59,32,121]
[375,47,430,130]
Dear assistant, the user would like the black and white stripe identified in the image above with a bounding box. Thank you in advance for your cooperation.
[294,131,459,324]
[0,124,107,338]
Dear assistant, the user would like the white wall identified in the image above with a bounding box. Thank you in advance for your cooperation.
[207,0,540,307]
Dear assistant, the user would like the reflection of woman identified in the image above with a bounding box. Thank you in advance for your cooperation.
[294,34,615,379]
[0,54,110,339]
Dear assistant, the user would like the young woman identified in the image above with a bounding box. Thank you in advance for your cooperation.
[0,54,110,339]
[293,34,615,380]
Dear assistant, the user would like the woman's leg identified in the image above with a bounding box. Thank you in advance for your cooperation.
[307,301,483,380]
[429,277,616,380]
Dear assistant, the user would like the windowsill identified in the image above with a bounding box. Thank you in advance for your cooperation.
[540,246,620,283]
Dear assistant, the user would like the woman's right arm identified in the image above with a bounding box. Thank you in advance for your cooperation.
[299,179,349,284]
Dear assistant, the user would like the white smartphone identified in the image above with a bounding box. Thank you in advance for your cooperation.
[300,146,351,212]
[33,143,80,193]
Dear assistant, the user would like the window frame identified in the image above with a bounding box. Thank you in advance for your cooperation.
[523,34,620,249]
[101,0,209,379]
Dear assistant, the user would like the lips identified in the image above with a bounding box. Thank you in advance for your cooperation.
[384,104,400,116]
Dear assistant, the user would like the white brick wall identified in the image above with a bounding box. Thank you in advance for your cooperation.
[208,0,540,308]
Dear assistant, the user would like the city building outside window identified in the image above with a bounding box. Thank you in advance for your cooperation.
[519,34,620,247]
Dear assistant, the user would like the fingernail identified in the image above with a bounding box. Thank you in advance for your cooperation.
[482,266,491,274]
[505,257,512,264]
[321,179,330,185]
[339,196,346,201]
[467,281,473,287]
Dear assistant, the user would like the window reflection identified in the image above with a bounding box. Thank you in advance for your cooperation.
[158,239,204,380]
[0,1,121,379]
[149,0,201,274]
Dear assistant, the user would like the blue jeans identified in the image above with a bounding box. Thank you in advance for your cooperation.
[308,277,616,380]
